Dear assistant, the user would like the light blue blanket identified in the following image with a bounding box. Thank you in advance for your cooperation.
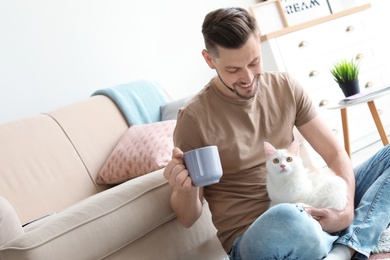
[92,80,169,125]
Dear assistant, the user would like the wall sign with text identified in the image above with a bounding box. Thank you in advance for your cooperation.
[280,0,332,25]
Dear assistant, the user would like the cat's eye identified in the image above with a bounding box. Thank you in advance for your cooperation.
[273,158,279,164]
[286,157,293,162]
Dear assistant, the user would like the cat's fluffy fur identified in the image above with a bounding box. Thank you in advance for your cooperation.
[264,140,347,211]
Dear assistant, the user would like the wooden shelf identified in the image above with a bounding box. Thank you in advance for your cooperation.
[260,4,372,42]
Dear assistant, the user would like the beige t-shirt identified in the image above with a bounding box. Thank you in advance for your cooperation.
[174,72,318,253]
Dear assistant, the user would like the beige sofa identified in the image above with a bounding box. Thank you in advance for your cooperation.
[0,89,227,259]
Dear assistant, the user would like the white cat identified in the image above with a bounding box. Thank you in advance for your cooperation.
[264,140,347,211]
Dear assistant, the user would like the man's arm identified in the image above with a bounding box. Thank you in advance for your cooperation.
[163,147,204,228]
[297,115,355,233]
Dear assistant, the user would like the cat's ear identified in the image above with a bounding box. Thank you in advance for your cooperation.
[287,140,300,156]
[264,142,277,159]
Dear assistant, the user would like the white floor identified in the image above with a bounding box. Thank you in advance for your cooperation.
[305,133,389,170]
[351,138,389,167]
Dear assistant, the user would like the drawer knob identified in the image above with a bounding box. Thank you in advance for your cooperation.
[346,25,355,32]
[319,100,329,107]
[356,53,364,60]
[298,41,308,47]
[332,129,339,135]
[378,109,383,115]
[309,70,319,77]
[365,82,374,88]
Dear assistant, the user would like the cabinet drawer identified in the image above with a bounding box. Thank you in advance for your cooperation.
[327,106,376,140]
[374,96,390,127]
[287,40,381,93]
[274,12,371,68]
[309,86,344,113]
[317,105,341,121]
[322,115,344,143]
[358,67,387,90]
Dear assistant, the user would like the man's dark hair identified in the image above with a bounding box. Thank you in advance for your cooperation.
[201,7,258,58]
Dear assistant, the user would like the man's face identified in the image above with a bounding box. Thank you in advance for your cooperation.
[203,34,263,100]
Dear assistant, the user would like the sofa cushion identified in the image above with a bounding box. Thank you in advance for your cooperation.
[0,114,99,224]
[160,95,194,120]
[0,169,219,260]
[46,95,129,192]
[96,120,176,184]
[0,169,171,258]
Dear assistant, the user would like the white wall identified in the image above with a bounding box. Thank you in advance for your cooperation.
[0,0,257,123]
[0,0,389,124]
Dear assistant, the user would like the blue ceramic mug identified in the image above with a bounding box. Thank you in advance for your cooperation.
[183,146,223,187]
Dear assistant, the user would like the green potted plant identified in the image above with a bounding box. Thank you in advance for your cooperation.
[330,58,360,97]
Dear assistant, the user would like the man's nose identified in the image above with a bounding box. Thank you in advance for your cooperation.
[240,68,254,84]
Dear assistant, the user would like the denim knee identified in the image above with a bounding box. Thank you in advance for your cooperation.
[236,204,336,260]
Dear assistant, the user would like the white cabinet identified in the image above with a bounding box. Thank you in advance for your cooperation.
[261,5,390,165]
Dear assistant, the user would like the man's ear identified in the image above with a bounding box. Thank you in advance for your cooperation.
[202,49,216,69]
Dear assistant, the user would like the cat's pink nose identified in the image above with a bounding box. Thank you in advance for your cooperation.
[281,164,285,168]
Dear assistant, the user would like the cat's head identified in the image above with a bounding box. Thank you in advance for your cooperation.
[264,140,302,175]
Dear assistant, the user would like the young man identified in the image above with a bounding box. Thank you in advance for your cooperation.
[163,7,390,259]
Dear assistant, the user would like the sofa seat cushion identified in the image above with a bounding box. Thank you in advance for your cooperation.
[103,199,220,260]
[0,169,173,259]
[0,169,221,260]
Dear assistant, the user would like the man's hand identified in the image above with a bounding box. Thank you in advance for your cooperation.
[305,204,354,233]
[163,147,193,190]
[163,147,203,228]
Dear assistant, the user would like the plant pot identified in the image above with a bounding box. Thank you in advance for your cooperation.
[339,79,360,97]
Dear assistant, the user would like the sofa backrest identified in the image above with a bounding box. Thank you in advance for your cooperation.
[46,95,129,191]
[0,95,128,224]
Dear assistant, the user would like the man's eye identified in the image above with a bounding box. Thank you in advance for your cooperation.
[273,158,279,164]
[286,157,293,162]
[227,69,238,73]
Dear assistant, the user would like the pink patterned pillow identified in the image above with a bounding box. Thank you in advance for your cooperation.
[96,120,176,184]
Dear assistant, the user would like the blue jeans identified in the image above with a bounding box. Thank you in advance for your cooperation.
[230,145,390,260]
